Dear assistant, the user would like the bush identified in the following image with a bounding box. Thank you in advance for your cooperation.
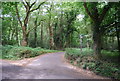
[65,48,120,79]
[101,50,119,59]
[1,45,59,60]
[7,46,39,59]
[65,48,93,61]
[2,45,14,59]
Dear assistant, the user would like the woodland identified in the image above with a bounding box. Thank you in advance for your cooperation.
[1,1,120,79]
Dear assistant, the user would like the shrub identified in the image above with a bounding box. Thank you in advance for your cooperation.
[65,48,120,79]
[2,45,14,59]
[1,45,59,60]
[101,50,119,59]
[65,48,93,61]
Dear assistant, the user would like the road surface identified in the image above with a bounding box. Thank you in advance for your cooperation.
[1,52,107,79]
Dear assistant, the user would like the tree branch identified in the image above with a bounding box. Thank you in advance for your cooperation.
[99,3,113,22]
[21,0,28,9]
[93,4,99,21]
[15,3,23,27]
[24,11,30,27]
[100,21,118,33]
[22,0,31,12]
[24,0,30,7]
[30,0,36,9]
[30,1,46,12]
[102,21,116,28]
[83,2,96,21]
[27,26,36,35]
[22,1,27,8]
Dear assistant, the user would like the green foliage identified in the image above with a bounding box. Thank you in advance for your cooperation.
[2,2,119,50]
[2,45,13,56]
[65,48,120,79]
[94,63,120,79]
[1,45,59,60]
[65,48,93,55]
[65,48,93,61]
[101,50,119,59]
[1,1,120,79]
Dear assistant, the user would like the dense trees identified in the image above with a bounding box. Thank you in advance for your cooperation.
[2,1,120,59]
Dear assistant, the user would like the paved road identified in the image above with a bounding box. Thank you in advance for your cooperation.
[1,52,105,79]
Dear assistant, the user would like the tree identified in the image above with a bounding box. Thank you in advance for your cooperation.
[15,1,46,46]
[83,2,114,58]
[47,3,55,49]
[2,2,19,45]
[115,2,120,60]
[33,10,41,48]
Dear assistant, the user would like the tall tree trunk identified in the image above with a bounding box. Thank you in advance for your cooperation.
[15,1,46,47]
[115,6,120,61]
[115,23,120,61]
[21,36,28,46]
[8,28,11,41]
[41,21,43,47]
[49,25,54,49]
[34,19,37,48]
[93,23,102,59]
[11,28,15,40]
[15,24,19,45]
[21,26,28,46]
[83,2,112,59]
[48,4,54,49]
[34,25,37,48]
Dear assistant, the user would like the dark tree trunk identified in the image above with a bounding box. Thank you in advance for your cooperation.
[115,23,120,61]
[115,6,120,61]
[92,23,102,59]
[66,24,71,47]
[83,2,112,59]
[41,21,43,47]
[15,25,19,45]
[34,26,37,47]
[34,19,37,48]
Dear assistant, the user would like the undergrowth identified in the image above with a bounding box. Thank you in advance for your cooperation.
[1,45,59,60]
[65,48,120,79]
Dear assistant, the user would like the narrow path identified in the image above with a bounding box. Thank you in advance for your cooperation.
[1,52,108,79]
